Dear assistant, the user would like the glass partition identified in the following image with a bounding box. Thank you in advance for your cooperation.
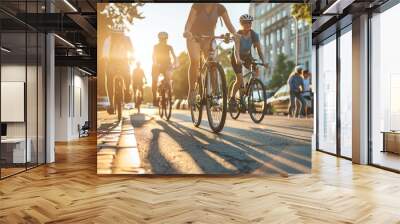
[371,3,400,171]
[317,35,337,154]
[339,28,352,158]
[0,1,46,179]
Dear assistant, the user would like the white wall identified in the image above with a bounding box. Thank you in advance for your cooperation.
[55,67,89,141]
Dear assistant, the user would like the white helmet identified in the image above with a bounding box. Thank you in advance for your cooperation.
[240,14,254,22]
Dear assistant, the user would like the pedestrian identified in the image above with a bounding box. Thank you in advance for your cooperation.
[301,69,311,117]
[288,65,306,118]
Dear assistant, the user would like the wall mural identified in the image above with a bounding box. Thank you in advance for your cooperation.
[97,3,312,175]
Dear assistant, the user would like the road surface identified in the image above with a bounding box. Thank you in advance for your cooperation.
[97,107,312,175]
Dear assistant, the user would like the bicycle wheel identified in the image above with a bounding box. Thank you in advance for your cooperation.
[228,81,240,120]
[158,90,163,118]
[163,85,172,121]
[248,78,266,123]
[205,63,227,133]
[190,78,203,127]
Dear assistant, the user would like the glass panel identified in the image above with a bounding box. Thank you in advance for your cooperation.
[371,4,400,171]
[340,29,352,158]
[1,31,27,177]
[318,36,337,154]
[27,31,38,169]
[38,32,45,165]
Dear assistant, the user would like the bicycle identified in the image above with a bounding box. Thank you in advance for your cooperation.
[157,73,173,121]
[188,33,231,133]
[228,61,267,123]
[132,84,144,114]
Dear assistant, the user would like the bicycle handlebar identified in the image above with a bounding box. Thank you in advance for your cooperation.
[188,33,234,44]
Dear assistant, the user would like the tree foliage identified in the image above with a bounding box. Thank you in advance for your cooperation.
[172,52,190,99]
[267,54,295,90]
[291,3,312,26]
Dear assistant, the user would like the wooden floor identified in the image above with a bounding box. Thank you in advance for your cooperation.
[1,136,400,223]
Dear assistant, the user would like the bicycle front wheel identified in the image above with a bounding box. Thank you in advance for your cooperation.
[158,92,163,119]
[190,78,203,127]
[205,63,227,133]
[248,78,266,123]
[163,85,172,121]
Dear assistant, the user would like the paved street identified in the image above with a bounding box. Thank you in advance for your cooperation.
[97,107,312,175]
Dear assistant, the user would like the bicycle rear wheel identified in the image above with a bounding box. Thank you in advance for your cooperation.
[248,78,266,123]
[205,63,227,133]
[158,91,164,118]
[163,85,172,121]
[228,81,240,120]
[190,78,203,127]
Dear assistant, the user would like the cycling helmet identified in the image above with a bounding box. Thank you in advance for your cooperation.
[240,14,254,22]
[158,32,168,39]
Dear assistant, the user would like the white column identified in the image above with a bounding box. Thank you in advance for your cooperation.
[352,14,369,164]
[46,33,55,163]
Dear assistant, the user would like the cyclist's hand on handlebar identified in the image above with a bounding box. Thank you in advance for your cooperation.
[183,31,193,39]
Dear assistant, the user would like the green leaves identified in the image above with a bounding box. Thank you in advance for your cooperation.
[291,3,312,26]
[267,54,295,90]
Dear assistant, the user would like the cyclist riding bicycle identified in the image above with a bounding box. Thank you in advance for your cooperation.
[183,3,242,105]
[132,62,147,110]
[230,14,268,107]
[152,31,177,106]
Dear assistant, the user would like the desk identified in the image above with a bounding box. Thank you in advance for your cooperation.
[1,138,31,163]
[382,131,400,154]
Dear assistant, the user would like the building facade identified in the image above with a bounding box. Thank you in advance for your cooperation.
[250,3,312,85]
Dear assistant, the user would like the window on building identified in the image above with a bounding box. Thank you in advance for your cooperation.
[291,22,295,35]
[282,28,285,40]
[277,29,281,41]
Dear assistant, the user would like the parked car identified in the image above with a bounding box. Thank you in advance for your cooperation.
[97,96,110,111]
[266,84,313,115]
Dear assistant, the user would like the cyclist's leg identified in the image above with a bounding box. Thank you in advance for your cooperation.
[187,38,202,101]
[152,65,160,106]
[132,85,137,105]
[230,52,243,99]
[166,66,173,90]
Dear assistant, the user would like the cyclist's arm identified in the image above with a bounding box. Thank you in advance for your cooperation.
[152,46,157,65]
[221,12,237,36]
[184,7,197,36]
[220,12,241,63]
[254,41,266,65]
[169,46,177,66]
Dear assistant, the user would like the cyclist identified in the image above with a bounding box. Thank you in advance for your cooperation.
[152,31,177,106]
[132,62,147,112]
[183,3,242,105]
[230,14,268,107]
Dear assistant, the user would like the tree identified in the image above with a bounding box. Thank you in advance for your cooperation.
[291,3,312,26]
[291,3,312,65]
[267,54,295,90]
[172,52,190,99]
